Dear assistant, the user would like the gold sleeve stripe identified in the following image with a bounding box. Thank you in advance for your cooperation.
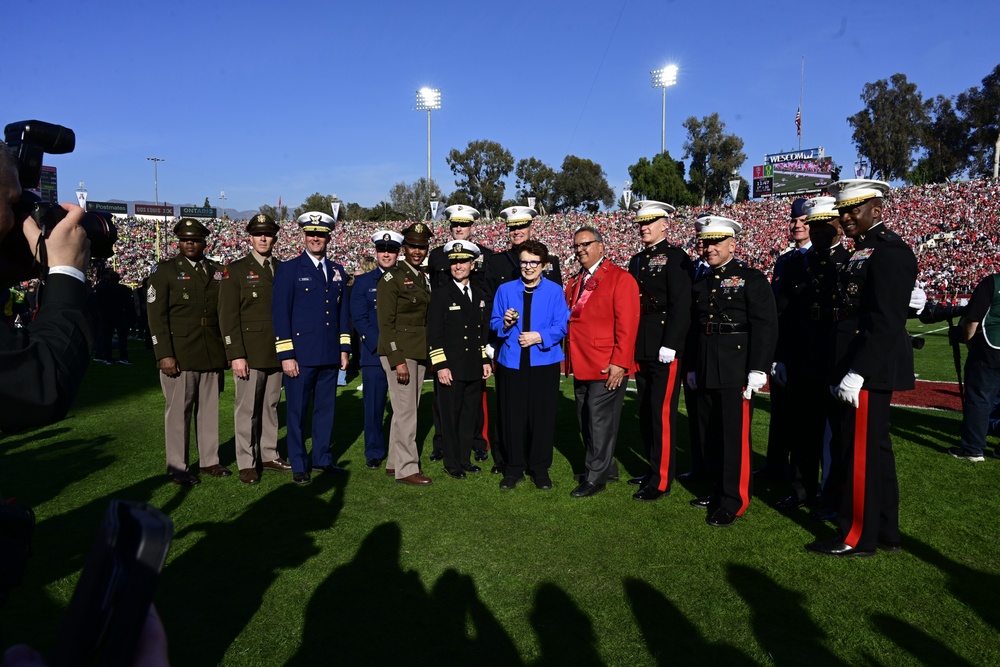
[276,340,294,353]
[480,346,488,360]
[429,348,447,364]
[340,334,351,345]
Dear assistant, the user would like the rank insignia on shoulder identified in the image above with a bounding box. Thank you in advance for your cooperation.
[383,272,394,282]
[147,286,156,303]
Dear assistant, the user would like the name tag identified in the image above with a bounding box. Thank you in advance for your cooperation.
[298,277,312,282]
[449,305,461,311]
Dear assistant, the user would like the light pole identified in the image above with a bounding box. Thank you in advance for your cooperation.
[146,157,164,204]
[219,190,227,218]
[650,65,678,155]
[415,87,441,185]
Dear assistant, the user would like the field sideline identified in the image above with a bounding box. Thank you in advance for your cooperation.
[0,323,997,665]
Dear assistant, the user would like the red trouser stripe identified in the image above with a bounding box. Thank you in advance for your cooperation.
[480,383,491,449]
[656,361,679,491]
[737,396,752,515]
[844,390,869,548]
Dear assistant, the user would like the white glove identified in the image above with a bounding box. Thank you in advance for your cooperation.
[484,344,495,360]
[658,346,676,364]
[685,372,697,390]
[743,370,767,400]
[909,285,927,314]
[770,361,787,386]
[832,371,864,408]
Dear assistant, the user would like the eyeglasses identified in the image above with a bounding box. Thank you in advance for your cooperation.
[519,260,542,268]
[570,240,598,251]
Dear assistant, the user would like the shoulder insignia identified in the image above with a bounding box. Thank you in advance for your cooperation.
[147,286,157,303]
[383,272,394,282]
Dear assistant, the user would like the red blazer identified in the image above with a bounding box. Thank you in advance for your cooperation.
[564,260,640,381]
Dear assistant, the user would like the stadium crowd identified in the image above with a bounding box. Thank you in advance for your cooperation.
[99,178,1000,298]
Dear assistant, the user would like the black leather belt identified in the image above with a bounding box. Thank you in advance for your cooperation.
[703,322,747,335]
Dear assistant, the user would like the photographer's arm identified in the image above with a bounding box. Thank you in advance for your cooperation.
[0,208,92,430]
[961,320,978,345]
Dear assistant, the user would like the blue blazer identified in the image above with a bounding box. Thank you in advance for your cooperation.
[490,278,568,370]
[349,268,384,367]
[271,252,351,366]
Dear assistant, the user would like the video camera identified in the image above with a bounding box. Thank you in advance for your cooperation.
[1,120,118,285]
[919,301,968,346]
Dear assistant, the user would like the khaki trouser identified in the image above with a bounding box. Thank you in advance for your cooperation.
[233,367,283,470]
[161,369,223,474]
[381,357,426,479]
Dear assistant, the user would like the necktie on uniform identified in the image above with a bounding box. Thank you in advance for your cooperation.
[263,258,272,277]
[463,285,471,303]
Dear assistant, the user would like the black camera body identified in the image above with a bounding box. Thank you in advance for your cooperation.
[2,120,118,284]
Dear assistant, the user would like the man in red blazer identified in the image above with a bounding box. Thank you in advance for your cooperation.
[564,226,640,498]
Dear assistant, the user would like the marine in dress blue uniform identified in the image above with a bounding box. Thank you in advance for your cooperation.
[349,230,403,469]
[272,212,352,484]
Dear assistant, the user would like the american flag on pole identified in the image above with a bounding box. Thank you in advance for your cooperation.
[795,107,801,137]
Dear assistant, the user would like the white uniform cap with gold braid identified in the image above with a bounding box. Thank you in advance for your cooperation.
[803,196,839,223]
[297,211,336,233]
[444,204,481,224]
[443,240,481,260]
[828,179,890,209]
[695,215,741,240]
[370,230,404,249]
[631,200,676,223]
[499,205,538,229]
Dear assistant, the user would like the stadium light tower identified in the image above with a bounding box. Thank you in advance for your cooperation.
[146,157,164,205]
[650,65,679,155]
[415,87,441,185]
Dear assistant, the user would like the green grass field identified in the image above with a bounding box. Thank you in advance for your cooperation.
[1,325,998,666]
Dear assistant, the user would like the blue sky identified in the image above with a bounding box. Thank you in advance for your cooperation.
[5,0,998,213]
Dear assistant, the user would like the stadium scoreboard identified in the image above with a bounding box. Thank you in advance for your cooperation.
[752,147,834,199]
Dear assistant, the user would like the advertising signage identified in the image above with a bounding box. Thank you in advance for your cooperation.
[87,201,129,215]
[135,204,174,216]
[179,206,216,218]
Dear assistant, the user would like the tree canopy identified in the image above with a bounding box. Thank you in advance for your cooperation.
[552,155,614,213]
[514,157,556,214]
[848,73,927,182]
[627,151,696,207]
[257,203,288,221]
[446,140,514,216]
[293,193,338,220]
[682,113,746,206]
[387,177,441,221]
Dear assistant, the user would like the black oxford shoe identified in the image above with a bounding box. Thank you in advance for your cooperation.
[314,464,346,475]
[775,495,806,511]
[444,467,467,479]
[689,495,716,509]
[570,481,606,498]
[429,449,444,462]
[461,463,482,473]
[293,472,311,485]
[805,538,876,558]
[628,474,651,487]
[474,449,489,462]
[499,476,524,490]
[707,508,738,527]
[633,487,669,502]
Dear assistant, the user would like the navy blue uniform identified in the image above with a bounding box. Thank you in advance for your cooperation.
[272,252,352,474]
[349,268,389,461]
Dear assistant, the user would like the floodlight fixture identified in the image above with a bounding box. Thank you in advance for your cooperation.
[414,87,442,184]
[650,65,679,154]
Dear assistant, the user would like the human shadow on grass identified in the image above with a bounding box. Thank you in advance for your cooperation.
[888,407,962,454]
[727,565,849,667]
[623,578,751,665]
[158,473,346,666]
[868,615,977,666]
[552,390,587,478]
[528,583,603,666]
[289,521,520,666]
[329,383,365,464]
[902,535,999,632]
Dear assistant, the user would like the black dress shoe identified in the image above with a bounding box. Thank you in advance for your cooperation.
[365,458,382,470]
[689,495,716,509]
[776,495,806,511]
[533,475,553,490]
[575,472,618,483]
[293,472,311,485]
[461,463,482,473]
[199,464,233,478]
[806,538,876,558]
[628,474,651,487]
[707,507,738,527]
[314,464,346,475]
[444,467,467,479]
[633,487,669,502]
[570,481,606,498]
[491,464,504,475]
[429,449,444,462]
[474,449,489,462]
[499,476,523,490]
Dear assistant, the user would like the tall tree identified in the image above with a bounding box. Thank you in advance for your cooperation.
[552,155,615,213]
[387,177,442,221]
[682,113,747,206]
[957,64,1000,179]
[258,203,288,221]
[627,151,696,207]
[203,197,211,208]
[514,157,557,214]
[847,73,927,182]
[445,139,514,216]
[293,193,338,219]
[909,95,971,184]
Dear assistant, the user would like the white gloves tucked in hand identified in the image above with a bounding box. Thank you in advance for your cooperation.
[832,371,865,408]
[743,370,767,400]
[658,346,676,364]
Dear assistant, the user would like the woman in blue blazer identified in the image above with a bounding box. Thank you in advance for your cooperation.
[491,239,569,491]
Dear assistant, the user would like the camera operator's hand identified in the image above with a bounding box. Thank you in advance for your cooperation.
[21,203,91,272]
[158,357,181,378]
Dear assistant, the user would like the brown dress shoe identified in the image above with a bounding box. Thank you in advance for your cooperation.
[385,468,396,477]
[169,472,201,487]
[239,469,260,485]
[396,472,433,486]
[262,458,292,471]
[200,464,233,478]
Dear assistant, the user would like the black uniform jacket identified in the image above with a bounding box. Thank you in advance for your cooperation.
[831,224,917,391]
[427,280,489,382]
[628,239,692,361]
[688,258,778,390]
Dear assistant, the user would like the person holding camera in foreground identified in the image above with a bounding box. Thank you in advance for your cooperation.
[0,143,91,431]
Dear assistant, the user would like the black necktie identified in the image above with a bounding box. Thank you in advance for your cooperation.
[263,258,272,277]
[463,285,471,303]
[196,262,207,281]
